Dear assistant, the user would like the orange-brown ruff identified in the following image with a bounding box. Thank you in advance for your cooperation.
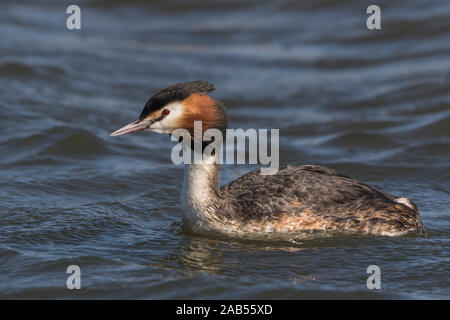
[110,80,426,237]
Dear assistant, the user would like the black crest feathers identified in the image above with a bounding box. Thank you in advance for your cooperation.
[139,81,215,120]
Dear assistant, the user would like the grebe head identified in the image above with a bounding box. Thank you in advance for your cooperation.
[109,80,227,138]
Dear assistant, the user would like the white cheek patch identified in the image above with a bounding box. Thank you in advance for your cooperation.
[148,102,184,134]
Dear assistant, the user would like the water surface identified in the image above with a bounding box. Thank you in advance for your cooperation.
[0,0,449,299]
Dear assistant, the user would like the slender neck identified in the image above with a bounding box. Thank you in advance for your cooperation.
[181,155,223,226]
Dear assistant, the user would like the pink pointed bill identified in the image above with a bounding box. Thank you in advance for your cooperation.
[109,120,149,137]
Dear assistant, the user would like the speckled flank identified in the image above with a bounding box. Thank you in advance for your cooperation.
[182,163,426,237]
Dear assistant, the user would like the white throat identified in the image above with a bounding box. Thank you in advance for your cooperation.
[180,155,221,229]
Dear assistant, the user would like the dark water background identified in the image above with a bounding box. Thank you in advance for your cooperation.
[0,0,449,299]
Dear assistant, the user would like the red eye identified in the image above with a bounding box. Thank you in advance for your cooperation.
[162,109,170,116]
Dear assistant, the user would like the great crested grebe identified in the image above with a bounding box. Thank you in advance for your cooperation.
[110,81,426,237]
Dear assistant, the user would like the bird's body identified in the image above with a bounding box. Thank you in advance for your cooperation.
[110,81,426,237]
[181,158,425,237]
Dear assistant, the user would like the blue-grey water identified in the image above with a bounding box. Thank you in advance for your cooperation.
[0,0,449,299]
